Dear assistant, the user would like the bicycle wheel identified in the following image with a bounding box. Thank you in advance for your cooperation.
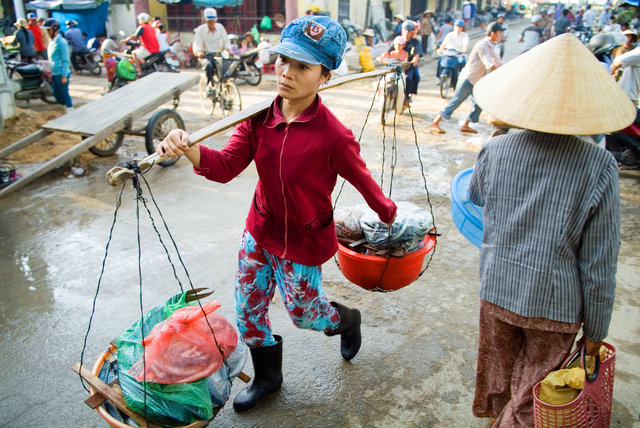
[440,74,452,99]
[221,82,242,117]
[244,64,262,86]
[198,75,215,115]
[381,87,395,126]
[89,134,125,156]
[145,109,185,167]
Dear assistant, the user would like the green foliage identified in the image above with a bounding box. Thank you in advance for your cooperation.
[618,7,636,25]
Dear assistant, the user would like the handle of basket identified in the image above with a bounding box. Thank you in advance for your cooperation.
[581,345,601,383]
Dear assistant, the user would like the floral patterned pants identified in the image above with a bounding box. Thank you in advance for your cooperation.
[234,230,340,348]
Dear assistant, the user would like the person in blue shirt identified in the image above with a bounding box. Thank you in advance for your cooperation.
[64,19,89,72]
[44,19,73,109]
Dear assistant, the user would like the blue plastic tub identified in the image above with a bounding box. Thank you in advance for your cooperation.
[450,168,484,248]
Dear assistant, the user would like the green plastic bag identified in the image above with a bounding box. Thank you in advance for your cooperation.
[115,292,214,427]
[260,15,272,31]
[251,25,260,45]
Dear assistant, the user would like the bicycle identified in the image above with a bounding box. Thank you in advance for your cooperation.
[376,59,407,126]
[198,53,242,117]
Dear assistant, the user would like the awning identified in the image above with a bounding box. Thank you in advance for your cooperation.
[623,0,639,6]
[27,0,103,9]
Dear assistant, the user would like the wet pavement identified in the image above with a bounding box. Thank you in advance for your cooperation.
[1,19,639,427]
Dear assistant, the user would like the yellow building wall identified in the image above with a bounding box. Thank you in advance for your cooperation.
[148,0,167,25]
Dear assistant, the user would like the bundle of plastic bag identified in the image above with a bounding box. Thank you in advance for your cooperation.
[538,367,585,405]
[334,205,368,240]
[129,300,237,384]
[115,292,245,426]
[360,201,433,252]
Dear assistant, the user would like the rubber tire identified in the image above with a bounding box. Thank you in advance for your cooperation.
[89,134,125,156]
[41,81,58,104]
[440,74,452,99]
[244,64,262,86]
[88,57,102,76]
[145,109,185,167]
[199,75,215,116]
[381,88,395,126]
[221,82,242,117]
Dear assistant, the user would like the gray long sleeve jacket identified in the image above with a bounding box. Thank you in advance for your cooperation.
[469,130,620,341]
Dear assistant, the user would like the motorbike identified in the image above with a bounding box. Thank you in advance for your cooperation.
[437,48,464,99]
[6,59,56,105]
[607,122,640,168]
[73,48,102,75]
[104,40,178,92]
[214,48,262,86]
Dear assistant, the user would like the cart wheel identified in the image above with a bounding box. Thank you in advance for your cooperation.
[199,75,215,115]
[244,64,262,86]
[145,109,185,167]
[221,82,242,117]
[89,134,125,156]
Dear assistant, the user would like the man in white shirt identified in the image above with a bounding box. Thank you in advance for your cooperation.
[611,46,640,104]
[192,7,231,84]
[436,19,469,81]
[429,22,503,134]
[583,4,596,30]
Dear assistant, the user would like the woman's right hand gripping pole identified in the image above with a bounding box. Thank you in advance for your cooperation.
[156,129,201,169]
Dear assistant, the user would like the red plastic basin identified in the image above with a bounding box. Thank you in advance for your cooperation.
[337,235,436,291]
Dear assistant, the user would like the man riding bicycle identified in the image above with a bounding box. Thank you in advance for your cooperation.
[192,7,231,85]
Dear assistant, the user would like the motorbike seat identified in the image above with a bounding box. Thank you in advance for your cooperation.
[16,64,41,76]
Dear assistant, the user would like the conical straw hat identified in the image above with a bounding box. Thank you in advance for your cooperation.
[473,33,636,135]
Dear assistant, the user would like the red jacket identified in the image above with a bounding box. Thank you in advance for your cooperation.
[137,24,159,54]
[196,95,396,266]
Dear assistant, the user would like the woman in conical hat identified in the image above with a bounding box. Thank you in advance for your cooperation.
[468,34,634,427]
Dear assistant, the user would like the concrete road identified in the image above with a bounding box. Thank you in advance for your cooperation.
[0,18,639,427]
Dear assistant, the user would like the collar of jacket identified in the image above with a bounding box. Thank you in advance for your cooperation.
[263,94,322,128]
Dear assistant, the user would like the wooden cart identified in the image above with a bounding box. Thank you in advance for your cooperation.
[0,72,199,198]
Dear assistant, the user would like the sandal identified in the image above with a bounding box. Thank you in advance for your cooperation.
[429,126,445,134]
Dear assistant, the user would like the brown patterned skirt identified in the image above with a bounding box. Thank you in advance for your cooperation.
[473,300,581,427]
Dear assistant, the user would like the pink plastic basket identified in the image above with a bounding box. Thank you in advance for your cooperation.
[533,342,616,428]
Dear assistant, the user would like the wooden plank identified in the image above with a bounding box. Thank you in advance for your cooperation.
[107,67,399,186]
[0,129,51,160]
[44,73,198,135]
[71,362,164,428]
[0,131,109,198]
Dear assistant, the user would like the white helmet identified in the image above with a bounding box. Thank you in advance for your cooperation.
[137,12,150,23]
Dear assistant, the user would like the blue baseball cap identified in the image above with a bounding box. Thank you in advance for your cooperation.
[27,12,37,19]
[270,15,346,70]
[454,19,465,27]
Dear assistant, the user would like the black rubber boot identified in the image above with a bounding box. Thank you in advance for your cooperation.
[325,302,361,360]
[233,335,283,412]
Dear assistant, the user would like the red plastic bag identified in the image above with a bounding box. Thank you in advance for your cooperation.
[130,301,238,384]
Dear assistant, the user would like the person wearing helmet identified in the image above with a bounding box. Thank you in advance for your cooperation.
[437,18,469,75]
[123,12,160,74]
[519,15,544,52]
[43,18,73,109]
[12,18,35,62]
[192,7,231,85]
[156,15,396,413]
[26,12,47,59]
[64,19,89,72]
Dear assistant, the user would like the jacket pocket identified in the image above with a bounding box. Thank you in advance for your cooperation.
[306,210,333,231]
[253,189,270,215]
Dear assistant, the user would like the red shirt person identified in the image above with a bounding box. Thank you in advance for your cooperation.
[26,13,47,59]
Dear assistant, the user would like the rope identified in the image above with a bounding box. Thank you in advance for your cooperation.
[333,64,437,291]
[79,160,233,422]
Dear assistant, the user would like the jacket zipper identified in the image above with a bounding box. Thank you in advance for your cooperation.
[280,125,289,259]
